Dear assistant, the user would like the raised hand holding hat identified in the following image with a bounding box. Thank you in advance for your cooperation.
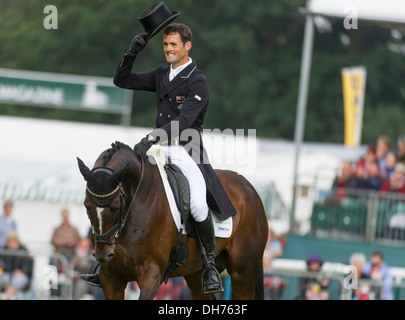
[125,2,180,57]
[125,33,149,56]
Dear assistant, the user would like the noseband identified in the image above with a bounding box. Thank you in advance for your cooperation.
[90,191,126,245]
[87,158,144,246]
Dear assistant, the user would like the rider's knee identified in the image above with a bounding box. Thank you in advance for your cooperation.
[190,202,209,222]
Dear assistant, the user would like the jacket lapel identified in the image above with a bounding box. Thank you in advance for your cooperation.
[160,61,197,98]
[159,68,170,95]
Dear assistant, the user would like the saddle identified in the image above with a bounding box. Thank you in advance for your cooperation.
[164,162,198,238]
[146,147,232,283]
[163,164,225,293]
[163,163,192,283]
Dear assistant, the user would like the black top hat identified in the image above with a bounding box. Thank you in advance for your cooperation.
[138,1,180,40]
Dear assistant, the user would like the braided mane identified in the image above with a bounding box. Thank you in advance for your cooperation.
[102,141,132,166]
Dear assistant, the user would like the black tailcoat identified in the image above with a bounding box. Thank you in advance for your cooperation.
[114,54,236,219]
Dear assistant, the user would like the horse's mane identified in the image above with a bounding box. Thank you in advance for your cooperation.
[102,141,132,166]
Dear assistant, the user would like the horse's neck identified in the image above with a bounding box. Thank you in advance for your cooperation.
[124,158,162,200]
[123,159,169,231]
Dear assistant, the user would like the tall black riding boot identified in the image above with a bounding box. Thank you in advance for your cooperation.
[80,273,101,287]
[80,263,101,287]
[195,213,223,294]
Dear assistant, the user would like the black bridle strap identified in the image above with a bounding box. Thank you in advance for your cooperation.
[92,157,145,245]
[116,157,145,238]
[93,222,120,245]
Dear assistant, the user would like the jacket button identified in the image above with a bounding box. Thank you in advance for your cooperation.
[169,98,172,102]
[168,114,171,118]
[159,113,162,117]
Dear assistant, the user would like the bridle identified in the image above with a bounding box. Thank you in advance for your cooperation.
[87,158,145,246]
[90,190,126,245]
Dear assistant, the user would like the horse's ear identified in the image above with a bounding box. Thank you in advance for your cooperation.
[77,157,91,181]
[110,164,128,185]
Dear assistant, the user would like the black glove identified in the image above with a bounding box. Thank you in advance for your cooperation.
[133,137,154,159]
[125,33,149,56]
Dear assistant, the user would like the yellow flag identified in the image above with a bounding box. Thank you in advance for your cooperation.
[342,66,367,147]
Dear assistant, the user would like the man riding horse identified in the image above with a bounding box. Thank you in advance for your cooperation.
[81,4,236,294]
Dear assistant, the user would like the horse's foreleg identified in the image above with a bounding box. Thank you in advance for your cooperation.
[137,265,162,300]
[184,271,216,300]
[100,268,127,300]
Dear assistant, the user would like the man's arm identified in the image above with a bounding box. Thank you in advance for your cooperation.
[113,33,157,91]
[113,54,159,91]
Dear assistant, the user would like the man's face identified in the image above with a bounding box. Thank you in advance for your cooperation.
[163,32,191,68]
[4,204,13,217]
[308,261,321,271]
[371,255,382,267]
[353,260,363,275]
[62,209,69,224]
[376,140,389,159]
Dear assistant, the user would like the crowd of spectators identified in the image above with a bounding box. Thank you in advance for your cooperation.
[262,228,287,299]
[296,253,330,300]
[333,135,405,198]
[0,198,403,300]
[49,209,102,300]
[294,250,394,300]
[260,228,397,300]
[0,200,33,300]
[342,250,394,300]
[0,202,102,300]
[0,200,196,300]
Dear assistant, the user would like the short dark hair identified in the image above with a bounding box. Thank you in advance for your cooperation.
[371,250,384,260]
[3,200,13,210]
[163,23,192,44]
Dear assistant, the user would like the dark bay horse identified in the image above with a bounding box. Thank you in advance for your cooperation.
[77,141,268,300]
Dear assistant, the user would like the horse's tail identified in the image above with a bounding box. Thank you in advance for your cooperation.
[254,263,265,300]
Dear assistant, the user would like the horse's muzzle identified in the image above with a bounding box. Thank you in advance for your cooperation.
[93,251,115,263]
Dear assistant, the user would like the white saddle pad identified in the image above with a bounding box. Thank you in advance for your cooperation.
[146,145,232,238]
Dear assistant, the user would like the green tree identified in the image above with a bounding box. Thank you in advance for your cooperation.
[1,0,404,145]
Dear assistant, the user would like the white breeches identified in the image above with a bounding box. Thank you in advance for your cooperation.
[159,145,209,222]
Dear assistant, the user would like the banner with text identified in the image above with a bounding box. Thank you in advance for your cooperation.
[341,66,367,147]
[0,68,132,125]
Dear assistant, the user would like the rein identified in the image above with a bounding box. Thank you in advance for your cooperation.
[90,157,145,246]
